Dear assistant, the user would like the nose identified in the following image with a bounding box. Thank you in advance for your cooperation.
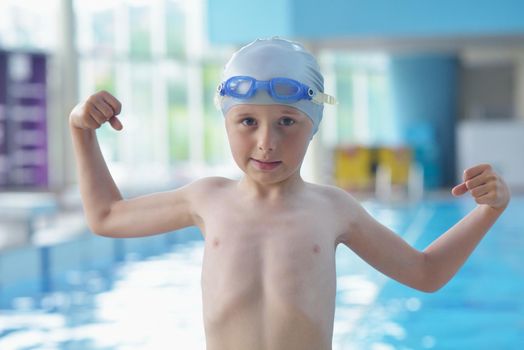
[257,124,277,152]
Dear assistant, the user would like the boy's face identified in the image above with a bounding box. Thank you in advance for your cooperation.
[225,104,313,185]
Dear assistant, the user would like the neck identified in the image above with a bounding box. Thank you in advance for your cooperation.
[237,172,306,202]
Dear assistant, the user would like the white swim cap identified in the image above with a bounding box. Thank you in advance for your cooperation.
[217,37,335,135]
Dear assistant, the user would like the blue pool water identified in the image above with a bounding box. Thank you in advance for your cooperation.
[1,196,523,349]
[334,197,524,349]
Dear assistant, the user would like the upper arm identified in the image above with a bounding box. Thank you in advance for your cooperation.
[336,193,430,291]
[94,177,216,238]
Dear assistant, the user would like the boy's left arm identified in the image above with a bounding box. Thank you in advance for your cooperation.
[422,163,510,290]
[339,164,510,292]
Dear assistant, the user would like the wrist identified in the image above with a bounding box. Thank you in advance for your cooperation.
[69,119,96,143]
[480,203,506,217]
[68,114,81,130]
[69,116,88,132]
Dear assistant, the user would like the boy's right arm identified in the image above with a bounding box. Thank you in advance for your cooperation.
[69,91,197,237]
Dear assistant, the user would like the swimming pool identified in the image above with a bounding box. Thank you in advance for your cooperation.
[334,196,524,349]
[1,196,522,349]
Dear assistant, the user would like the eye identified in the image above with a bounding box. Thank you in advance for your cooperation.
[241,117,257,126]
[279,117,296,126]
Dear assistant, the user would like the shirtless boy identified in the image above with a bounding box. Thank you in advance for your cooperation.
[69,38,511,350]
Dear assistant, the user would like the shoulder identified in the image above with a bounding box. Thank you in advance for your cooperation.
[305,182,360,210]
[189,176,233,188]
[181,176,236,202]
[179,177,235,228]
[184,176,234,196]
[305,182,371,242]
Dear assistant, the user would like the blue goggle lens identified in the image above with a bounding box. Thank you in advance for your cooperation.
[271,79,301,98]
[227,77,255,97]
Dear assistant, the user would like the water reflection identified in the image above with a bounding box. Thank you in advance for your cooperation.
[0,242,205,350]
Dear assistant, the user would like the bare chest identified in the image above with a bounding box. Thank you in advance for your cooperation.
[202,203,336,271]
[200,202,338,309]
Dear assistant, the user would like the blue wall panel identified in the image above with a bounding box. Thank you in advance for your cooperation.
[388,54,458,188]
[207,0,292,44]
[207,0,524,44]
[293,0,524,38]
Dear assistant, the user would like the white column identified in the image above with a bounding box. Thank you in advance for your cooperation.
[151,0,170,178]
[185,0,205,167]
[52,0,79,190]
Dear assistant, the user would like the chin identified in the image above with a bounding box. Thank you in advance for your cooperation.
[251,168,301,185]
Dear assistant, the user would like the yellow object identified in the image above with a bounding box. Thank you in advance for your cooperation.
[334,146,373,191]
[377,147,411,185]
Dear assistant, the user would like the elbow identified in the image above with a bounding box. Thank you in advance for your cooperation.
[85,212,114,237]
[416,281,445,293]
[87,222,111,237]
[398,274,446,293]
[406,274,446,293]
[405,276,444,293]
[89,219,119,237]
[412,253,448,293]
[90,226,120,238]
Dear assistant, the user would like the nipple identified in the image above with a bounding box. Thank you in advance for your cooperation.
[313,244,320,254]
[212,237,220,248]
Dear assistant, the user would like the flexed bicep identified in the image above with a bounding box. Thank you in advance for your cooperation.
[98,187,195,238]
[94,177,219,238]
[93,176,225,238]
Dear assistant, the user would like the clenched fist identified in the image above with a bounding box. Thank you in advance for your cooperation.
[69,91,123,131]
[452,164,510,210]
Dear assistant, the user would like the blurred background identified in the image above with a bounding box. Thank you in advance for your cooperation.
[0,0,523,349]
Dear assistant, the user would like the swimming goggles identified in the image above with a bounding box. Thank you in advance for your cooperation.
[216,76,337,105]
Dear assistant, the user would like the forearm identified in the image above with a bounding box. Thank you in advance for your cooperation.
[422,204,505,291]
[69,120,123,231]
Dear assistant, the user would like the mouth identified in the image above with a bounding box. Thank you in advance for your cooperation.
[250,158,282,171]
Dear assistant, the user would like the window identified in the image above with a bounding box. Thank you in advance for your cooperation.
[202,63,228,165]
[320,52,392,146]
[0,0,58,50]
[74,0,233,186]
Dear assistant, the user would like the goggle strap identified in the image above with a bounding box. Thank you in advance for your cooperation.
[214,93,223,110]
[312,92,337,105]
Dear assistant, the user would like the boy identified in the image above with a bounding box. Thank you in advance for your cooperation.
[69,38,510,350]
